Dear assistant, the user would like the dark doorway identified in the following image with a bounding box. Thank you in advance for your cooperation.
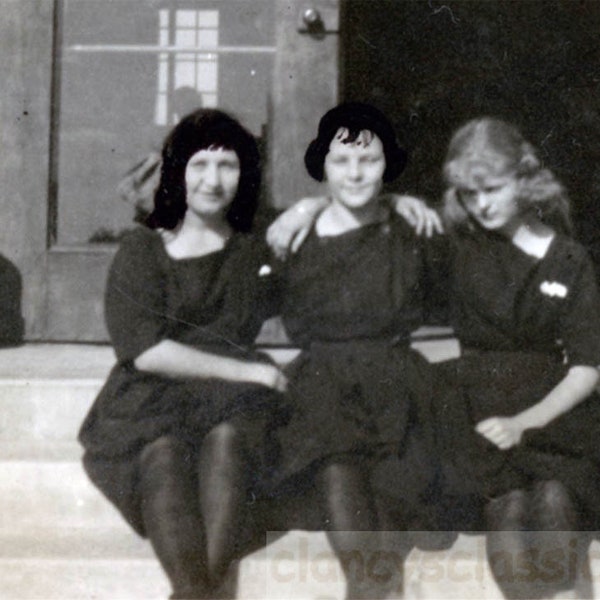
[341,0,600,267]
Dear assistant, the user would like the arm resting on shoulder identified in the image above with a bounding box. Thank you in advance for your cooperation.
[386,194,444,237]
[476,365,599,450]
[266,196,330,259]
[267,193,444,259]
[134,339,287,392]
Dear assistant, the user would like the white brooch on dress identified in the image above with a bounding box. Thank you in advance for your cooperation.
[258,264,272,277]
[540,280,568,298]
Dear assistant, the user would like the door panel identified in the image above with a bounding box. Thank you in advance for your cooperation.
[269,0,340,209]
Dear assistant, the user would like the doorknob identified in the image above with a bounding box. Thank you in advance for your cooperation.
[297,4,339,33]
[302,7,321,26]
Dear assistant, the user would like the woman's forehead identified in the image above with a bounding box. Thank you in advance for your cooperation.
[188,145,238,159]
[329,128,382,151]
[450,158,513,187]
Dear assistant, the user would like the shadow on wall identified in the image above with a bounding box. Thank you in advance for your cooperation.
[0,254,24,347]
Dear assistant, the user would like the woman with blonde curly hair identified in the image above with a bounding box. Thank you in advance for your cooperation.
[434,117,600,599]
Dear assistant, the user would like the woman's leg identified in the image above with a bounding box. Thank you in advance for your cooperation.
[197,420,250,590]
[485,489,534,600]
[318,459,391,599]
[529,480,588,600]
[138,436,209,599]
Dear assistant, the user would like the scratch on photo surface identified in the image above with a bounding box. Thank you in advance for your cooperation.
[358,34,376,49]
[428,1,460,25]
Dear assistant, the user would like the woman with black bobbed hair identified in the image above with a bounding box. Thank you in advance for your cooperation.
[79,109,288,599]
[270,103,439,599]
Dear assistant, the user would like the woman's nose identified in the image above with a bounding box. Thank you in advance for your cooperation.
[203,164,220,188]
[477,192,491,211]
[346,159,362,180]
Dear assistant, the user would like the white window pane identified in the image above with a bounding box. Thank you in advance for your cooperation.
[198,29,218,48]
[158,57,168,92]
[196,61,218,91]
[159,29,169,46]
[159,9,169,28]
[176,29,196,48]
[177,52,195,61]
[155,93,167,126]
[176,10,196,28]
[175,61,196,88]
[197,11,219,28]
[202,93,218,108]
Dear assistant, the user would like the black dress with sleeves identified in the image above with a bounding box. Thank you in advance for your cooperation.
[270,217,438,508]
[78,227,282,536]
[434,229,600,527]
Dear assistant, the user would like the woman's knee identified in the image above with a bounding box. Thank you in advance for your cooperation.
[531,479,578,530]
[139,435,189,476]
[485,489,528,530]
[201,421,244,458]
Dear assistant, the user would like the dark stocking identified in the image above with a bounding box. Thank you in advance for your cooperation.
[485,489,532,600]
[139,436,209,600]
[198,421,249,590]
[529,480,587,599]
[318,460,387,599]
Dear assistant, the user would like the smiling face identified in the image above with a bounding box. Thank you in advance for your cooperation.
[324,128,386,211]
[457,168,522,234]
[184,146,241,222]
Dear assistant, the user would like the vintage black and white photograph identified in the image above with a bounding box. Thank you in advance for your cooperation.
[3,1,600,598]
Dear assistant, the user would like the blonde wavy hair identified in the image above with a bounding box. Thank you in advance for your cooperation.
[442,117,572,234]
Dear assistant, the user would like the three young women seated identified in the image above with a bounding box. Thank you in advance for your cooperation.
[80,101,600,600]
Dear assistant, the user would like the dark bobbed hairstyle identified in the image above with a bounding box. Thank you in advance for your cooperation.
[304,102,407,183]
[146,108,261,232]
[443,117,573,235]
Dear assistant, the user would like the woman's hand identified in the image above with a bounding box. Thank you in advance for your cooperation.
[266,196,329,259]
[248,363,289,393]
[475,416,526,450]
[387,194,444,237]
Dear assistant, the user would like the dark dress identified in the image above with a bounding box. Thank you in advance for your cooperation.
[271,217,437,508]
[434,228,600,528]
[78,227,283,536]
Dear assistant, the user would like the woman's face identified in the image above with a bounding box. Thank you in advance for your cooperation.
[457,169,521,234]
[324,128,386,211]
[184,147,240,221]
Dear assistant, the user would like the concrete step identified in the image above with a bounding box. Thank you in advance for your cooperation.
[0,527,345,600]
[0,338,516,600]
[7,526,600,600]
[0,337,458,447]
[0,526,529,600]
[1,459,128,530]
[0,380,99,442]
[0,526,506,600]
[0,559,169,600]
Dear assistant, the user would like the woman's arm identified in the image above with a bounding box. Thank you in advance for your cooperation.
[385,193,444,237]
[266,196,329,259]
[476,365,599,450]
[134,339,288,392]
[267,194,443,259]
